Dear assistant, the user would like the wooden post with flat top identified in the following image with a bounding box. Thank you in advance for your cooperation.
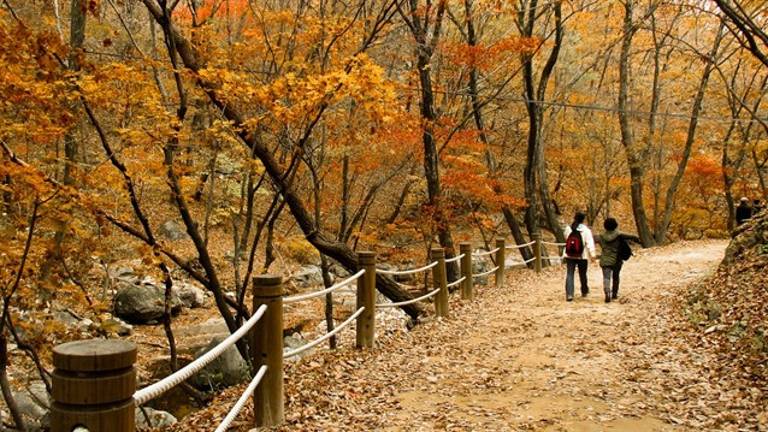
[357,251,376,348]
[459,242,473,300]
[431,247,449,318]
[495,238,505,288]
[533,232,542,273]
[51,339,137,432]
[252,275,284,427]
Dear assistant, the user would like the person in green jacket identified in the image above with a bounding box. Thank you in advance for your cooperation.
[597,218,641,303]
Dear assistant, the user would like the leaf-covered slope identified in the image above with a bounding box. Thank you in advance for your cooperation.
[687,208,768,380]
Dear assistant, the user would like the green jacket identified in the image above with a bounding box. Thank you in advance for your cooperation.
[598,230,621,267]
[597,230,640,267]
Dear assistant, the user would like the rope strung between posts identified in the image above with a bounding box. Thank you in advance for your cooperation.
[541,241,566,247]
[505,240,536,249]
[444,253,465,264]
[472,247,500,257]
[133,304,268,405]
[474,266,500,278]
[376,288,440,308]
[284,270,366,304]
[506,256,536,265]
[283,307,366,359]
[542,256,564,263]
[446,276,466,289]
[376,261,437,276]
[377,261,438,276]
[214,366,268,432]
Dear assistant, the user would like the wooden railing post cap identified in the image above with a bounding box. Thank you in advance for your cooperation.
[53,339,137,372]
[253,275,283,297]
[430,247,445,258]
[533,232,542,239]
[459,242,471,252]
[496,238,505,246]
[357,251,376,264]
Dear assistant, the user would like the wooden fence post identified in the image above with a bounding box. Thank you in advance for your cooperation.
[51,339,137,432]
[495,238,505,288]
[357,251,376,348]
[460,242,473,300]
[533,233,542,274]
[252,275,284,427]
[431,247,449,318]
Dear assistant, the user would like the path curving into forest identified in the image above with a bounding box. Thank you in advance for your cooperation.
[174,240,730,431]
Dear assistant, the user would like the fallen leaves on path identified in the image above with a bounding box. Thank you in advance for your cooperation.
[169,240,767,431]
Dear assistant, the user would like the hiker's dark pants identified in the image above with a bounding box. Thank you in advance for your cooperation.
[601,261,623,297]
[565,259,589,299]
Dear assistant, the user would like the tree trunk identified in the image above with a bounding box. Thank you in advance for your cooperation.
[465,0,533,261]
[320,255,337,349]
[655,26,724,244]
[618,0,656,247]
[408,0,458,280]
[502,207,535,264]
[0,334,25,431]
[40,0,88,281]
[519,1,564,249]
[754,148,768,199]
[722,121,738,231]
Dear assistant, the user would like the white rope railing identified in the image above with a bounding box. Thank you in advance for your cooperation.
[505,240,536,249]
[541,241,566,246]
[446,276,466,289]
[444,253,465,263]
[284,270,365,304]
[472,247,500,258]
[542,256,563,262]
[474,266,500,278]
[376,288,440,308]
[283,307,365,359]
[214,365,268,432]
[523,257,537,264]
[377,261,437,276]
[133,304,268,405]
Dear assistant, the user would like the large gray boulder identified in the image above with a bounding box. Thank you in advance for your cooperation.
[190,335,249,390]
[173,282,206,309]
[12,381,49,431]
[378,263,416,283]
[283,334,308,361]
[135,407,177,428]
[472,254,491,285]
[159,220,188,241]
[113,281,182,324]
[291,265,324,287]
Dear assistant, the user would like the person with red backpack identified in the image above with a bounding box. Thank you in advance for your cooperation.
[562,212,596,301]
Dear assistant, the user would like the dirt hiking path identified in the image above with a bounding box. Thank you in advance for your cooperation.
[383,241,727,432]
[178,241,731,431]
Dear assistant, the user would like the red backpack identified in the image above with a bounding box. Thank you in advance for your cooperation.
[565,225,584,258]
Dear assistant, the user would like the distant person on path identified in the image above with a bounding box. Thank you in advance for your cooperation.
[563,212,596,302]
[753,199,764,216]
[735,197,753,226]
[597,217,641,303]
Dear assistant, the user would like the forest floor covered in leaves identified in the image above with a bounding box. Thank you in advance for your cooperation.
[172,239,768,431]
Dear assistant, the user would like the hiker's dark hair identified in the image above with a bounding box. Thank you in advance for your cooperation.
[573,212,586,225]
[604,217,618,231]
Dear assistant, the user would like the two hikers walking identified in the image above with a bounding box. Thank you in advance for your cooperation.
[562,212,640,303]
